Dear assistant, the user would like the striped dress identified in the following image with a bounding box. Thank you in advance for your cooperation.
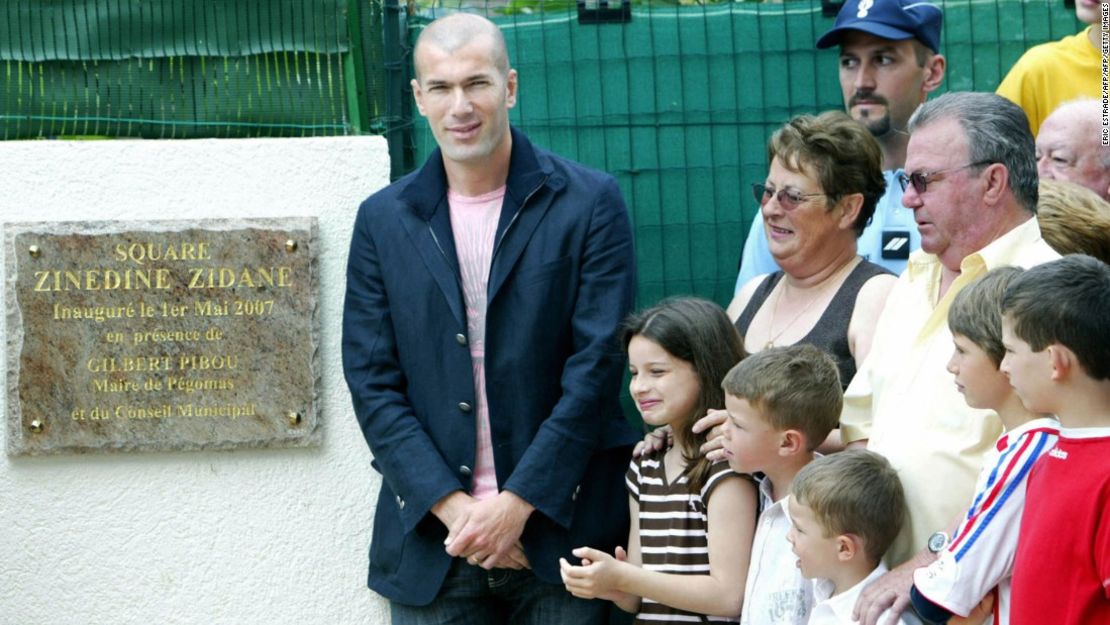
[626,456,746,624]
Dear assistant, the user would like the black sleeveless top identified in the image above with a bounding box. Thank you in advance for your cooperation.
[734,261,892,388]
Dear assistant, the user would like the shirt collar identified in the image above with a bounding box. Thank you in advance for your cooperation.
[958,216,1042,276]
[758,477,779,511]
[905,214,1043,278]
[1059,426,1110,440]
[813,562,890,621]
[997,416,1060,451]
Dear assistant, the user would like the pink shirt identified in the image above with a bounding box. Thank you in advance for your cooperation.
[448,187,504,500]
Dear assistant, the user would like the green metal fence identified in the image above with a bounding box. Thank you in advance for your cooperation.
[406,1,1082,306]
[0,0,1083,305]
[0,0,367,137]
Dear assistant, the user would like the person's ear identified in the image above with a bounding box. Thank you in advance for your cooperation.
[837,534,862,562]
[411,78,428,117]
[980,163,1010,207]
[505,69,518,110]
[779,429,806,456]
[1048,344,1075,382]
[922,53,946,94]
[836,193,864,232]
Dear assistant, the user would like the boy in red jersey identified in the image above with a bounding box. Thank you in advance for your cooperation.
[998,255,1110,624]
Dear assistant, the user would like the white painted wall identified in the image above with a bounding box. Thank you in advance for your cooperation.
[0,137,391,624]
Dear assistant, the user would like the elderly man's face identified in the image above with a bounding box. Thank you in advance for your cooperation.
[1036,112,1110,201]
[901,118,994,270]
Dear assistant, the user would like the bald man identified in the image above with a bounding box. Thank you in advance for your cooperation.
[342,13,637,625]
[1036,99,1110,201]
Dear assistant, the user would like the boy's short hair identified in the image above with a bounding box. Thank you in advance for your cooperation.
[948,266,1024,367]
[721,344,841,450]
[792,449,906,564]
[1001,254,1110,381]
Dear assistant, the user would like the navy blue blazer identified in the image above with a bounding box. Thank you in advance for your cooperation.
[342,128,638,606]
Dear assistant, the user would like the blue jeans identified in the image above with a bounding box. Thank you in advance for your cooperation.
[390,557,612,625]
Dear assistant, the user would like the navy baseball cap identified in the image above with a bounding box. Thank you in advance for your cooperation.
[816,0,943,54]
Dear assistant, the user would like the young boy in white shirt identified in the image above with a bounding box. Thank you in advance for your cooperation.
[720,344,842,625]
[788,450,919,625]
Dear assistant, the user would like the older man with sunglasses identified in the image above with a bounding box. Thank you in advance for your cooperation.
[841,91,1059,625]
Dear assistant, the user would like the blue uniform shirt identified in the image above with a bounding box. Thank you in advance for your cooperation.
[735,170,920,293]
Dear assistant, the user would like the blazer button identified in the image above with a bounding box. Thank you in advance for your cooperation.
[455,333,467,346]
[459,465,472,477]
[458,402,472,413]
[395,495,405,510]
[572,485,580,501]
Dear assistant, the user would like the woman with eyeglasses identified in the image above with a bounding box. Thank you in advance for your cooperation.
[634,112,899,458]
[725,111,896,391]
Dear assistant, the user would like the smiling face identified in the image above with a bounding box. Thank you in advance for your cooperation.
[760,157,851,271]
[947,333,1013,411]
[411,35,517,169]
[627,335,701,430]
[838,32,931,140]
[786,496,842,581]
[999,315,1057,414]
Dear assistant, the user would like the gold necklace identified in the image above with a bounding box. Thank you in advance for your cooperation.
[763,259,857,349]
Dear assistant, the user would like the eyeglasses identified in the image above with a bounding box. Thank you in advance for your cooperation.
[897,161,994,194]
[752,183,826,211]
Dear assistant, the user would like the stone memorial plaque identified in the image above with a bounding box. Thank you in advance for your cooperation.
[5,218,321,455]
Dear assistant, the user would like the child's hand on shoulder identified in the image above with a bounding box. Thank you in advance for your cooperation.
[633,426,672,457]
[694,409,730,462]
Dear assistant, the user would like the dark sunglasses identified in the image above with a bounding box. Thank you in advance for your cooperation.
[897,161,994,194]
[751,183,826,211]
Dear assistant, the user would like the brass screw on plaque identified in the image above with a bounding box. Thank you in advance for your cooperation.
[29,419,44,433]
[285,239,298,253]
[28,245,41,258]
[287,411,303,426]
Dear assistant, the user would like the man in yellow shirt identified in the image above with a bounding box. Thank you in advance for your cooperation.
[996,0,1105,136]
[841,92,1059,625]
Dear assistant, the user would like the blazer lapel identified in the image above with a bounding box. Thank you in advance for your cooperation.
[487,128,561,303]
[487,190,553,303]
[397,155,466,327]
